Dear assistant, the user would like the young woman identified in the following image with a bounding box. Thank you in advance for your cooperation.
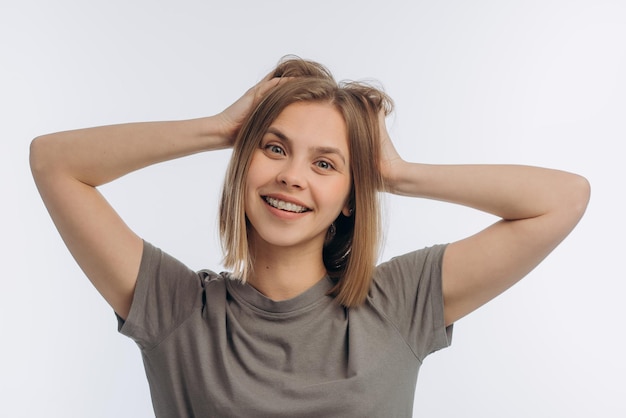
[30,58,590,417]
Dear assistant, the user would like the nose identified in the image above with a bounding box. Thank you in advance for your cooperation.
[276,161,306,189]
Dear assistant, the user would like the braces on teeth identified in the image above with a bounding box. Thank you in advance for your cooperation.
[265,197,309,213]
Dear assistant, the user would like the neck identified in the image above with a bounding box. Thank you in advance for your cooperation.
[248,240,327,301]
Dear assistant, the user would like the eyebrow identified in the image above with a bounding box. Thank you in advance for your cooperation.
[266,127,347,164]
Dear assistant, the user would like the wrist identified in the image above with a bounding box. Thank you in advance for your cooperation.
[383,161,426,196]
[196,115,235,151]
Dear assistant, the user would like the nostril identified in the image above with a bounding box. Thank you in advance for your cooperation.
[277,171,304,189]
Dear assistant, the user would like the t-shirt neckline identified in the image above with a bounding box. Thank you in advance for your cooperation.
[225,275,335,314]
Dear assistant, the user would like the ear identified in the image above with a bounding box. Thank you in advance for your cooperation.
[342,203,353,217]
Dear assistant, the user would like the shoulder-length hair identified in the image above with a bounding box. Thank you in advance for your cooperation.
[219,57,393,308]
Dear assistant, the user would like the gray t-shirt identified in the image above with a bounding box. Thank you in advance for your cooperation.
[118,241,452,417]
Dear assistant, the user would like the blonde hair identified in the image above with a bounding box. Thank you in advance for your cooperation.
[219,57,392,307]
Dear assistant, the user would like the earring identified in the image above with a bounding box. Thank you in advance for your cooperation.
[325,222,336,244]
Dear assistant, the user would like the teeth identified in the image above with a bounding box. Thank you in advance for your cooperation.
[264,197,309,213]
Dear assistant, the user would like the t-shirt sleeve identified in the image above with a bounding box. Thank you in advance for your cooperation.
[116,240,204,350]
[369,244,452,362]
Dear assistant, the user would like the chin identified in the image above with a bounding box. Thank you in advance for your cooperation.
[252,229,326,250]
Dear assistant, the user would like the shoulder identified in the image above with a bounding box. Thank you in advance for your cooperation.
[366,245,452,358]
[198,268,227,284]
[374,244,447,283]
[137,242,233,300]
[367,244,448,317]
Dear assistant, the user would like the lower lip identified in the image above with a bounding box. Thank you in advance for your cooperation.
[263,198,310,220]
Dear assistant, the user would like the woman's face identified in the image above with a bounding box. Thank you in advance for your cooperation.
[244,101,352,252]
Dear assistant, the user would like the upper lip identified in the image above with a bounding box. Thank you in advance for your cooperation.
[262,193,312,211]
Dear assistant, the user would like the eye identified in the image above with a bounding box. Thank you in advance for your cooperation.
[315,160,334,170]
[265,144,285,155]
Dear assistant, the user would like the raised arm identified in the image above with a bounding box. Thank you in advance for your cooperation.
[378,113,590,326]
[30,75,282,319]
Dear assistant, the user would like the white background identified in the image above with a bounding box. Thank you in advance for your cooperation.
[3,0,625,416]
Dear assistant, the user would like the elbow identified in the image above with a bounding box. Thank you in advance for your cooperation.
[574,174,591,215]
[29,136,45,179]
[564,173,591,223]
[29,134,59,183]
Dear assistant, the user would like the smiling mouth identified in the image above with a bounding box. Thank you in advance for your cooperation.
[263,196,311,213]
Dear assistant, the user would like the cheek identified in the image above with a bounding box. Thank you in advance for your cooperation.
[244,172,259,210]
[322,179,352,210]
[246,151,270,182]
[245,153,263,187]
[243,155,263,207]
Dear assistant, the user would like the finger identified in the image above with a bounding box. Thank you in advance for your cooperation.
[253,76,296,101]
[260,69,277,82]
[251,77,282,100]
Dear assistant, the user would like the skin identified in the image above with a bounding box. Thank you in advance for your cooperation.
[30,72,590,326]
[377,112,590,325]
[244,102,352,300]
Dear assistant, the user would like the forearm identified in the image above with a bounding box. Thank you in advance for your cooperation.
[386,162,590,221]
[377,114,590,324]
[30,115,229,187]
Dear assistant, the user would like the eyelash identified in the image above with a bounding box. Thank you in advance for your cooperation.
[265,144,285,155]
[263,143,335,171]
[315,160,334,170]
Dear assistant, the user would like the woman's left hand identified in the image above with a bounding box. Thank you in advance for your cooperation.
[373,109,590,326]
[377,110,405,192]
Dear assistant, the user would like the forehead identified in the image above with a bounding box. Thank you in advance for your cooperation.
[268,102,349,154]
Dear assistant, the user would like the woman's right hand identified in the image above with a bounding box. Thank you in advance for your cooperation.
[216,72,285,146]
[30,69,287,319]
[28,75,287,319]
